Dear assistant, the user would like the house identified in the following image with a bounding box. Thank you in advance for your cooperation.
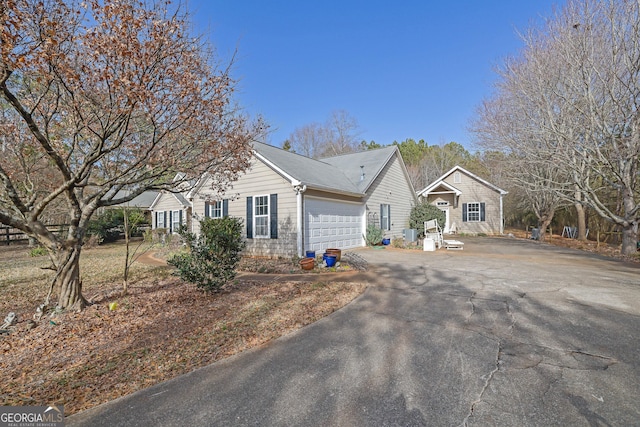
[101,190,159,224]
[150,142,418,257]
[417,165,508,235]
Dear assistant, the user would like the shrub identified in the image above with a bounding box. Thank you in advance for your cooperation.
[391,237,405,248]
[29,246,48,257]
[409,201,446,237]
[86,208,147,244]
[364,224,384,246]
[168,217,245,292]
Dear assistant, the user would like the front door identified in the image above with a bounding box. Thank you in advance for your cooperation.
[437,201,450,233]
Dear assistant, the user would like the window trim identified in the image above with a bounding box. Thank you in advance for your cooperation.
[380,203,391,231]
[156,211,165,229]
[253,194,270,238]
[171,209,182,233]
[467,203,480,222]
[209,200,223,219]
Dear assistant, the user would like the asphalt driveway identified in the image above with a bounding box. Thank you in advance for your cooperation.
[69,237,640,426]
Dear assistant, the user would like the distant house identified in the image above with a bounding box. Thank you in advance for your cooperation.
[150,142,418,257]
[103,190,159,224]
[417,166,508,235]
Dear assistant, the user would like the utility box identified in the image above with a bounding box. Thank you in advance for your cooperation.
[403,228,417,242]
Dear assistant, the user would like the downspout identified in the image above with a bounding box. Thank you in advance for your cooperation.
[499,194,504,235]
[294,183,307,257]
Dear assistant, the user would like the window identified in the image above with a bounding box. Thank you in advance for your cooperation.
[205,200,228,219]
[467,203,480,222]
[208,201,223,218]
[380,204,391,231]
[254,195,270,238]
[156,211,165,229]
[454,172,461,184]
[246,194,278,239]
[463,202,485,222]
[171,210,182,233]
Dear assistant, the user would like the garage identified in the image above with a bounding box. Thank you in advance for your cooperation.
[304,197,365,252]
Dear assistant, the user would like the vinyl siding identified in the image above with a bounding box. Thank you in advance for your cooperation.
[364,154,416,239]
[443,172,502,235]
[191,158,298,257]
[152,193,189,232]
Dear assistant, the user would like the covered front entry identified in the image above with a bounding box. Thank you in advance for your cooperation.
[304,197,364,253]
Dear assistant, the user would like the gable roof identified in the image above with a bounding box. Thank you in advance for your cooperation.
[419,180,462,197]
[320,146,398,193]
[109,190,160,209]
[252,142,412,197]
[417,165,508,196]
[149,190,191,210]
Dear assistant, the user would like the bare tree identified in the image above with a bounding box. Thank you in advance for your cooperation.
[322,109,362,156]
[473,0,640,254]
[287,122,329,158]
[287,110,362,158]
[0,0,264,310]
[474,93,570,241]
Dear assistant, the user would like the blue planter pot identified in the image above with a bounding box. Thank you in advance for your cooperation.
[324,254,337,267]
[382,238,391,245]
[306,250,316,258]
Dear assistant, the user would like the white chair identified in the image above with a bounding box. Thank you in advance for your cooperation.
[424,219,443,249]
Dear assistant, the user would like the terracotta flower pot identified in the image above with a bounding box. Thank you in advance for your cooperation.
[325,248,341,261]
[299,257,315,270]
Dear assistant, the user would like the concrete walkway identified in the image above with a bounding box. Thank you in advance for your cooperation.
[69,237,640,426]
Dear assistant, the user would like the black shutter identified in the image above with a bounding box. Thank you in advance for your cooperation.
[179,210,183,229]
[155,212,159,229]
[223,199,229,217]
[462,203,468,222]
[480,203,486,222]
[246,197,253,238]
[204,202,210,218]
[380,204,384,229]
[163,211,167,229]
[388,205,391,230]
[270,193,278,239]
[169,211,173,233]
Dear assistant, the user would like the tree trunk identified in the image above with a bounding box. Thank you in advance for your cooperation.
[538,215,553,241]
[574,203,587,240]
[55,244,88,310]
[621,222,639,256]
[574,184,588,241]
[123,212,130,295]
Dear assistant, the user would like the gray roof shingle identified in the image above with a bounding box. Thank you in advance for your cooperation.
[253,142,401,195]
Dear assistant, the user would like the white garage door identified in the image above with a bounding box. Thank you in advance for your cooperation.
[304,198,364,252]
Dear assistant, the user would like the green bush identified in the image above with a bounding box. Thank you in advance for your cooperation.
[364,224,384,246]
[29,246,48,257]
[168,217,245,292]
[86,208,147,244]
[409,201,446,238]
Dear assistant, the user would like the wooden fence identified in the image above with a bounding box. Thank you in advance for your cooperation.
[0,224,69,246]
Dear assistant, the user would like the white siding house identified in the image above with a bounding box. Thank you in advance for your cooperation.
[151,142,418,257]
[417,166,508,235]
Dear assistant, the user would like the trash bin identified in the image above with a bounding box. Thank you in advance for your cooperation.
[530,228,540,240]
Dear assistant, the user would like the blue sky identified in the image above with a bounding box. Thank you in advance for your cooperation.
[189,1,563,151]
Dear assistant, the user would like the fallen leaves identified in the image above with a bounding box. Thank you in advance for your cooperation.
[0,247,366,415]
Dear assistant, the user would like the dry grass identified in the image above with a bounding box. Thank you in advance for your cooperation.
[0,242,366,415]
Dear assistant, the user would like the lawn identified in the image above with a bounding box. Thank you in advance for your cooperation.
[0,242,367,415]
